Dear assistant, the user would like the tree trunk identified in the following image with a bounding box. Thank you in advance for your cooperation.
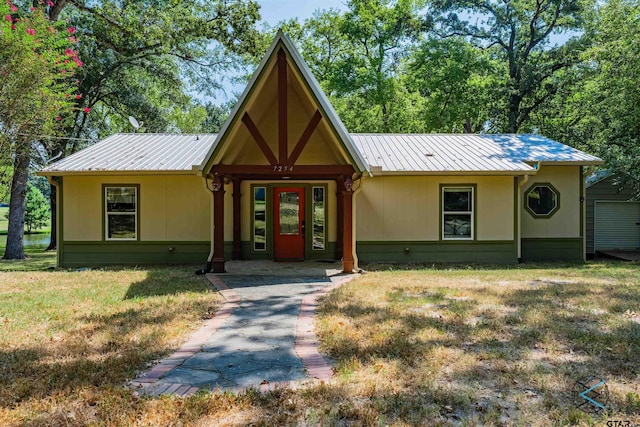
[508,92,521,133]
[46,184,57,251]
[3,150,30,260]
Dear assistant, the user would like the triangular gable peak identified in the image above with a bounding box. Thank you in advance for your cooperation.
[199,31,369,178]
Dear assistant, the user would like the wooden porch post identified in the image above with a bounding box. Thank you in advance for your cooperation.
[212,176,226,273]
[341,177,354,273]
[232,179,242,260]
[336,176,344,260]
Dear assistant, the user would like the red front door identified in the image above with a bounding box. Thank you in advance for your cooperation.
[274,187,305,261]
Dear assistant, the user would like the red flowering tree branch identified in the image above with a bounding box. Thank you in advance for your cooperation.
[0,1,83,259]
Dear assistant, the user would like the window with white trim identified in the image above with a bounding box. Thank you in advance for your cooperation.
[442,187,474,240]
[105,186,137,240]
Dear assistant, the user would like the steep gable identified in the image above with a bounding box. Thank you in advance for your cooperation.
[199,31,369,175]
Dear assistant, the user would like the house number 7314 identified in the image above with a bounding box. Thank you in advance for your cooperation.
[273,165,294,172]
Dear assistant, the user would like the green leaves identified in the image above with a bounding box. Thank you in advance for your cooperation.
[23,185,51,234]
[0,2,79,149]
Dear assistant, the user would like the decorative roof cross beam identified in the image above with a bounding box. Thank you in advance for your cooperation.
[278,47,288,164]
[241,112,278,165]
[288,110,322,165]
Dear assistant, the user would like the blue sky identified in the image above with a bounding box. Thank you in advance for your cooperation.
[212,1,349,101]
[256,0,348,25]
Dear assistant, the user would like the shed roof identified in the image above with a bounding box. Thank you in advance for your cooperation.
[351,133,602,175]
[40,132,602,176]
[40,133,216,174]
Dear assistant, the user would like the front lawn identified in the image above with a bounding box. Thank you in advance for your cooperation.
[316,262,640,425]
[0,258,639,426]
[0,258,223,426]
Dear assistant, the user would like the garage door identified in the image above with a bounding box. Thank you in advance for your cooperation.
[594,201,640,250]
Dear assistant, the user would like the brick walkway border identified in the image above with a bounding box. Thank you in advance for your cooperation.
[130,273,354,397]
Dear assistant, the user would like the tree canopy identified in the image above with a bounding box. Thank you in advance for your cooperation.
[1,1,81,259]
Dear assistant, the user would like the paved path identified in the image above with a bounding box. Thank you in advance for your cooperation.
[131,268,352,396]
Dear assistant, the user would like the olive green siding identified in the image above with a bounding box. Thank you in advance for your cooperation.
[356,241,517,264]
[61,241,211,268]
[521,238,583,261]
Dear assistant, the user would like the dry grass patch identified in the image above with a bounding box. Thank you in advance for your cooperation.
[2,256,640,426]
[315,262,640,425]
[0,259,223,425]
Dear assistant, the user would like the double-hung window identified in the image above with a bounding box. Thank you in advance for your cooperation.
[105,186,138,240]
[442,187,474,240]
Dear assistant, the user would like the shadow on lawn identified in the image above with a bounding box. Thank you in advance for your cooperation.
[123,266,214,299]
[0,268,216,411]
[316,277,640,423]
[0,309,171,408]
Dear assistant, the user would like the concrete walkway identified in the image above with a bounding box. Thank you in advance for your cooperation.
[131,261,353,396]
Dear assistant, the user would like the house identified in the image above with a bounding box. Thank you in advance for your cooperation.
[586,171,639,257]
[39,31,603,272]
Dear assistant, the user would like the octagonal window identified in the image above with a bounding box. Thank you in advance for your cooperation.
[526,184,559,217]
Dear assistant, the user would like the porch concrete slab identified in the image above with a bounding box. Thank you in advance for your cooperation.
[597,250,640,261]
[221,260,343,277]
[135,271,352,394]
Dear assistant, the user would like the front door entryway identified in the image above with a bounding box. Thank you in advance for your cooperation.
[274,187,305,260]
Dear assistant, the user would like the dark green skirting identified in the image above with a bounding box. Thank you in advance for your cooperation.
[61,240,338,267]
[521,238,583,262]
[61,241,212,267]
[356,241,517,264]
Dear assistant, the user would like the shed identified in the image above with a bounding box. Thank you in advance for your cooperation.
[586,171,640,256]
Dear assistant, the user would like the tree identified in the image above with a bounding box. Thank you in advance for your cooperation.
[0,1,79,259]
[535,0,640,192]
[15,0,262,250]
[581,0,640,187]
[301,0,429,132]
[2,185,50,233]
[201,101,234,133]
[407,36,505,132]
[17,185,50,233]
[433,0,590,132]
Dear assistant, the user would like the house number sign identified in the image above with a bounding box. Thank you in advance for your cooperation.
[273,165,294,172]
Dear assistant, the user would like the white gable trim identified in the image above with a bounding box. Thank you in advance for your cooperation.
[198,30,371,175]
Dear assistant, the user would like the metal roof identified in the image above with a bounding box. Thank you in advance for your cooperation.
[40,132,602,176]
[40,133,215,174]
[586,169,613,188]
[351,134,602,175]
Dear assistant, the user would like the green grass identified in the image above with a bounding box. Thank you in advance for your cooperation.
[0,206,7,233]
[0,248,56,271]
[1,258,639,425]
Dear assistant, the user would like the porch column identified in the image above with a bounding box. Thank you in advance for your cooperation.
[341,177,354,273]
[336,176,344,260]
[212,176,226,273]
[232,179,242,260]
